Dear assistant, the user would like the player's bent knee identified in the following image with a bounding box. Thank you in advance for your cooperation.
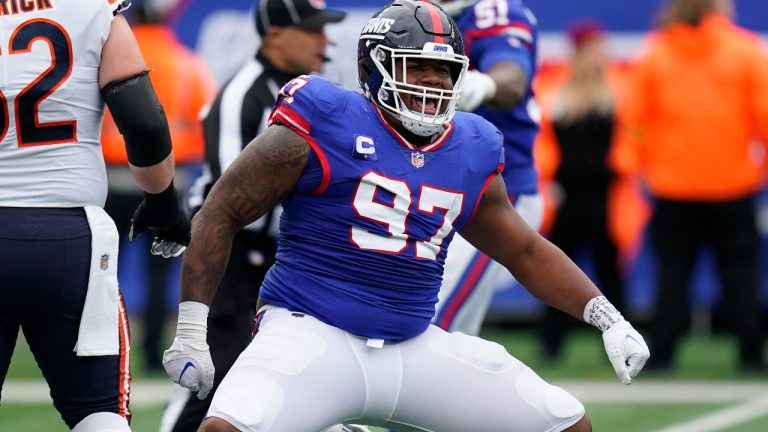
[199,416,242,432]
[541,384,585,421]
[516,369,585,429]
[71,412,131,432]
[208,372,283,431]
[563,413,592,432]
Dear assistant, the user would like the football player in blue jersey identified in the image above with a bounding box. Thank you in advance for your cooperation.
[162,1,649,431]
[430,0,545,335]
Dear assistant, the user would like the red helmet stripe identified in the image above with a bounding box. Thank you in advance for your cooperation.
[420,0,445,43]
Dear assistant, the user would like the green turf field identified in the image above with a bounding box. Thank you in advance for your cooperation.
[2,324,766,431]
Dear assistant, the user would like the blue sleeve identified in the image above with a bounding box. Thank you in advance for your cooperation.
[294,149,323,194]
[269,75,317,136]
[472,36,533,78]
[479,115,506,172]
[269,75,350,135]
[460,0,537,77]
[269,75,347,196]
[495,128,505,171]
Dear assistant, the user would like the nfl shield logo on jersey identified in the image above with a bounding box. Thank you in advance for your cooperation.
[100,254,110,271]
[410,151,425,168]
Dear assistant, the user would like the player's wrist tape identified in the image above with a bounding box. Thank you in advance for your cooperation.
[176,301,209,346]
[583,295,625,333]
[102,71,172,167]
[143,181,182,217]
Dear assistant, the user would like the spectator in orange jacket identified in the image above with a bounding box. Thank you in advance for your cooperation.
[101,0,216,371]
[621,0,768,372]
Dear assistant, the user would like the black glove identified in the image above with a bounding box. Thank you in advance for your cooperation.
[129,181,191,258]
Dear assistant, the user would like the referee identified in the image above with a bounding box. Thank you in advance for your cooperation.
[161,0,345,430]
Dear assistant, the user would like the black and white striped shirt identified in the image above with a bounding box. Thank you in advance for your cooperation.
[187,52,297,238]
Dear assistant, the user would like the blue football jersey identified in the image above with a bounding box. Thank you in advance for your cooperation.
[453,0,540,195]
[259,76,504,341]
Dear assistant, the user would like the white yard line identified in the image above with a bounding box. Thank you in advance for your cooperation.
[556,379,768,403]
[654,393,768,432]
[4,379,766,406]
[6,379,768,431]
[2,379,174,407]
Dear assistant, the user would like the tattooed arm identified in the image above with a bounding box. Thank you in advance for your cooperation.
[179,124,310,305]
[162,124,308,398]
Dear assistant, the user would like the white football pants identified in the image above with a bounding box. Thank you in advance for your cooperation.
[206,304,584,431]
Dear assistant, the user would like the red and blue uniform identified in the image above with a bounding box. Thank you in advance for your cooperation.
[259,75,503,341]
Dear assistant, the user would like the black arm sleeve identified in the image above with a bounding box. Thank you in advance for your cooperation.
[102,71,173,167]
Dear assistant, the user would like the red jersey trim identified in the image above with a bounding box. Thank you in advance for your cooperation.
[372,102,454,152]
[468,172,499,221]
[271,105,331,195]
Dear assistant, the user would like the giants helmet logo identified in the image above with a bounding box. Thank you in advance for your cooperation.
[362,17,394,35]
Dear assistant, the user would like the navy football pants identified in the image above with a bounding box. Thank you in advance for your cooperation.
[0,207,131,428]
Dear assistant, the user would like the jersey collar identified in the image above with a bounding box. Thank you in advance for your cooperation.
[372,102,454,152]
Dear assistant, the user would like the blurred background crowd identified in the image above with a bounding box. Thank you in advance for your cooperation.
[110,0,768,373]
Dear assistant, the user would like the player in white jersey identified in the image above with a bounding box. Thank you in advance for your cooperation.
[0,0,190,430]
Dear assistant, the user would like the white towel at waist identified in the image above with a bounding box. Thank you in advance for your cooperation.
[74,206,120,356]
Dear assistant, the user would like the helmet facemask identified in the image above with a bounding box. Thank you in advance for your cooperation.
[369,43,468,137]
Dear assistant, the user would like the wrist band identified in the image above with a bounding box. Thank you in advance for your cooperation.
[583,295,624,332]
[177,301,209,334]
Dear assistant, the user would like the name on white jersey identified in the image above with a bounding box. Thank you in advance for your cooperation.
[0,0,54,16]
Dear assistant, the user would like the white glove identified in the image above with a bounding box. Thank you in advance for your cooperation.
[584,296,650,385]
[163,301,215,399]
[602,321,650,385]
[457,70,497,112]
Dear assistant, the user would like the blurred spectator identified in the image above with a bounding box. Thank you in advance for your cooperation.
[159,0,345,431]
[101,0,215,371]
[537,19,626,361]
[621,0,768,371]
